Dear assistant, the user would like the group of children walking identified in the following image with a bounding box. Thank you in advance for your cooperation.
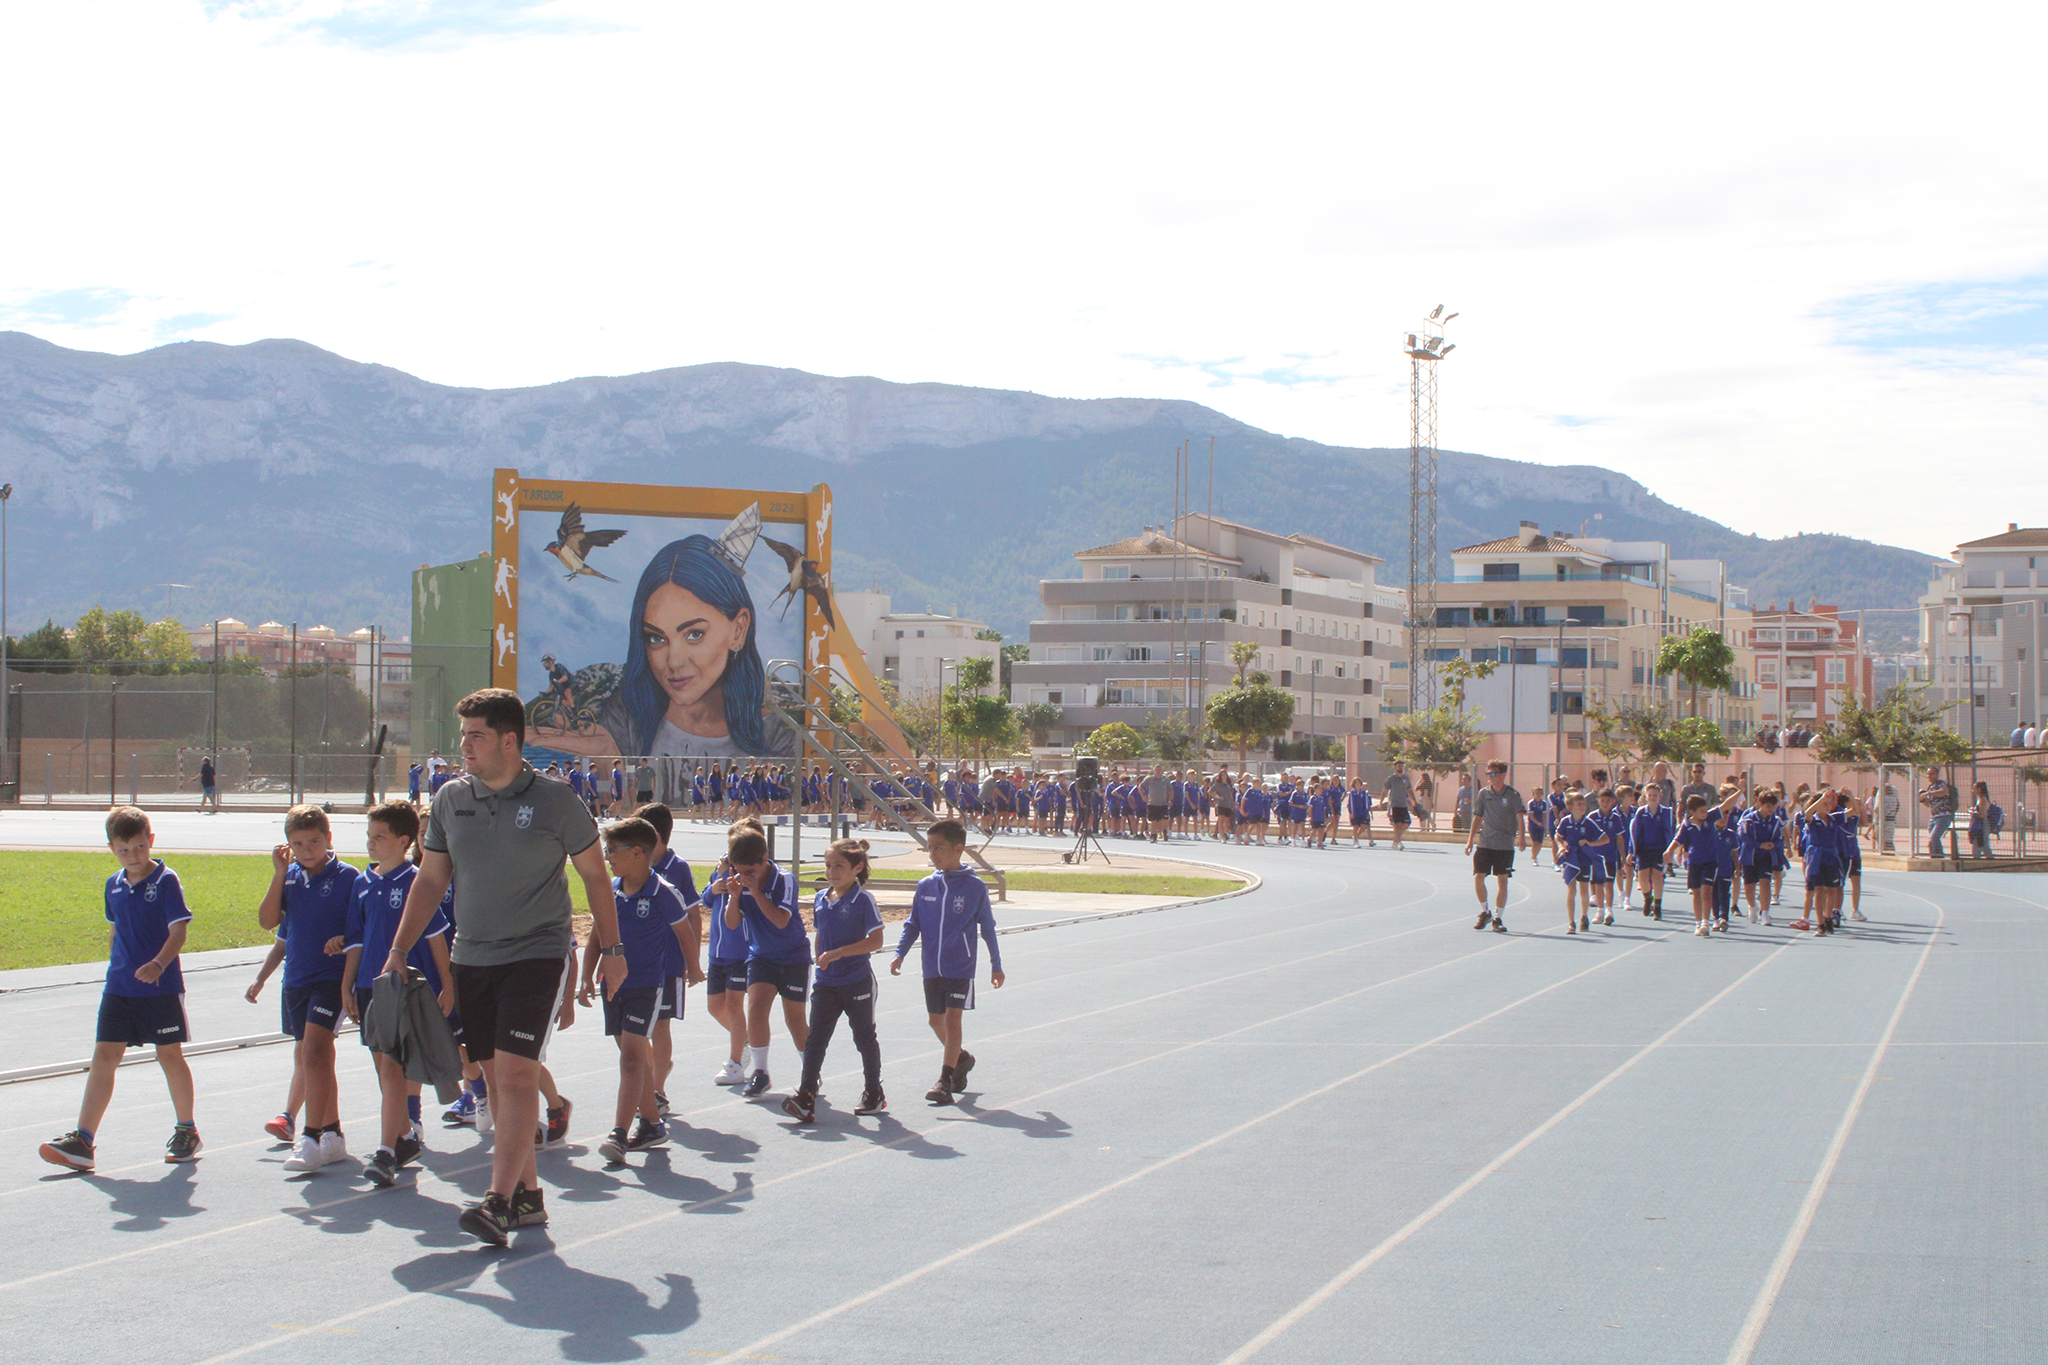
[38,801,1007,1181]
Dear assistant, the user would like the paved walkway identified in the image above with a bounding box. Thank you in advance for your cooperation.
[0,830,2039,1364]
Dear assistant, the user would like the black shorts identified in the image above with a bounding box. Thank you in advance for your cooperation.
[1686,864,1714,890]
[1742,860,1774,885]
[98,992,189,1048]
[452,955,567,1063]
[1634,844,1665,873]
[604,986,661,1038]
[924,975,974,1014]
[1147,804,1169,822]
[1473,847,1515,878]
[706,960,749,995]
[1806,864,1844,889]
[656,975,686,1020]
[281,980,343,1040]
[748,957,810,1003]
[1390,807,1411,826]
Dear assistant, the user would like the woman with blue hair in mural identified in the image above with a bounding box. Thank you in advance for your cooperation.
[532,507,793,759]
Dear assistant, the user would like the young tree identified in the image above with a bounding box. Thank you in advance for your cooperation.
[1206,641,1295,767]
[1379,659,1495,774]
[1016,700,1063,746]
[1590,699,1731,765]
[1813,686,1972,768]
[8,620,73,669]
[72,606,151,670]
[1076,721,1147,760]
[879,682,943,758]
[956,656,996,697]
[1144,709,1206,762]
[943,655,1018,768]
[1655,626,1737,718]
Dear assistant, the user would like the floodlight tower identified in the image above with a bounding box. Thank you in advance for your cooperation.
[1405,306,1457,713]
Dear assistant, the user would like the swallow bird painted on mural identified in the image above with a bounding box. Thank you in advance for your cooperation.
[543,504,627,582]
[762,534,835,631]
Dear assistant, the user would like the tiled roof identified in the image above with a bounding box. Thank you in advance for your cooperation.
[1451,535,1592,555]
[1957,527,2048,550]
[1076,534,1238,561]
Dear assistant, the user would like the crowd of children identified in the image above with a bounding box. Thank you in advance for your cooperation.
[37,800,1006,1195]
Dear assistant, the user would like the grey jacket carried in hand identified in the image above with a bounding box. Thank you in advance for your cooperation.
[363,968,464,1103]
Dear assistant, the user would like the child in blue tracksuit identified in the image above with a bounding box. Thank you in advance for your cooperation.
[1629,787,1675,920]
[891,820,1005,1105]
[1712,787,1741,931]
[782,838,888,1124]
[1738,794,1784,925]
[1553,792,1607,934]
[1348,780,1375,847]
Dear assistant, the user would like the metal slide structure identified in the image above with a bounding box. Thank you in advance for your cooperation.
[763,660,1007,901]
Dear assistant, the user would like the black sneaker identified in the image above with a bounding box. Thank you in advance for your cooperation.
[510,1183,547,1228]
[780,1091,817,1124]
[165,1126,203,1164]
[855,1086,886,1115]
[743,1071,771,1099]
[38,1130,95,1171]
[952,1051,975,1092]
[598,1128,629,1164]
[926,1069,956,1105]
[1491,917,1508,933]
[627,1118,668,1151]
[365,1148,400,1188]
[392,1132,423,1169]
[542,1098,572,1149]
[458,1192,515,1247]
[1474,910,1493,930]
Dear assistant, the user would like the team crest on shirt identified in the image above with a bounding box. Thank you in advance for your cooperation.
[144,882,158,902]
[516,805,534,829]
[389,887,404,908]
[634,898,650,919]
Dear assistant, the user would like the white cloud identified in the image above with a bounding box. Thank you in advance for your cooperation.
[1,0,2044,559]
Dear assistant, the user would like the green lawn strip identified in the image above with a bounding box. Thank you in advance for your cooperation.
[2,851,1242,970]
[0,850,283,971]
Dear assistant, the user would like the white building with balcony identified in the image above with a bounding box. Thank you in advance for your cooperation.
[1917,523,2048,741]
[1012,514,1402,752]
[835,590,1000,699]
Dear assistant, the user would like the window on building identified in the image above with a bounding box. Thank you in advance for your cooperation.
[1482,563,1520,581]
[894,629,905,639]
[1429,647,1462,662]
[1126,646,1152,662]
[1792,629,1818,642]
[916,630,926,638]
[1824,659,1845,684]
[1561,647,1589,669]
[1091,647,1113,662]
[1512,647,1538,664]
[1759,659,1777,682]
[1522,606,1547,625]
[1435,607,1472,628]
[1566,605,1607,626]
[1101,564,1131,580]
[1046,690,1062,705]
[1550,690,1585,715]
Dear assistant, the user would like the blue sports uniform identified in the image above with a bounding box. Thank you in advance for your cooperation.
[896,867,1002,1014]
[1737,809,1782,882]
[344,862,448,993]
[730,864,810,1001]
[607,872,688,1037]
[1347,788,1372,826]
[278,856,358,1038]
[1555,813,1607,883]
[98,860,194,1047]
[801,883,886,1094]
[1674,816,1723,890]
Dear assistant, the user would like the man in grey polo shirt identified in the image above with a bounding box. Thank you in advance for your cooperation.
[1144,765,1172,842]
[1464,760,1527,933]
[1383,761,1414,850]
[386,688,624,1246]
[1679,762,1716,811]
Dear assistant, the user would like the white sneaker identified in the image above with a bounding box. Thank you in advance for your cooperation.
[283,1133,320,1171]
[475,1095,493,1135]
[317,1130,348,1167]
[713,1059,746,1086]
[1851,911,1868,921]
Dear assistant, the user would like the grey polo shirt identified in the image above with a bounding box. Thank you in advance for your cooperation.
[1679,781,1716,811]
[1144,775,1172,806]
[1473,785,1525,850]
[1384,772,1413,809]
[425,763,599,967]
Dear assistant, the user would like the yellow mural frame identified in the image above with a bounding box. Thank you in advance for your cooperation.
[490,467,905,756]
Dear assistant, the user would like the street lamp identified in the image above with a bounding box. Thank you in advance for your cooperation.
[0,482,11,794]
[1950,604,1979,787]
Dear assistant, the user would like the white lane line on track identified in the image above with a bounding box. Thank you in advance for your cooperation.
[178,900,1582,1363]
[4,885,1541,1294]
[696,937,1663,1365]
[1719,892,1946,1365]
[1217,932,1811,1365]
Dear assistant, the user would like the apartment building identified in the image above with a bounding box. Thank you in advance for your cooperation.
[833,591,1001,699]
[1429,521,1757,753]
[1012,514,1403,751]
[1918,523,2048,740]
[1750,601,1872,731]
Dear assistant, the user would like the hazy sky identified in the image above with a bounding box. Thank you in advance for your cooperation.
[5,1,2043,558]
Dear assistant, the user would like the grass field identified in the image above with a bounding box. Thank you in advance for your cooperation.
[0,851,1244,970]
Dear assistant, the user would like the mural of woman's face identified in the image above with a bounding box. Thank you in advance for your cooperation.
[642,582,751,723]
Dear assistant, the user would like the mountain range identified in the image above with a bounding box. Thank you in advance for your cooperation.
[0,331,1944,652]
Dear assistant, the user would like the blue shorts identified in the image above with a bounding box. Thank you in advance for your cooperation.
[1559,860,1588,884]
[656,975,686,1021]
[1634,843,1665,872]
[1686,864,1715,890]
[281,980,344,1040]
[748,957,810,1003]
[706,960,749,995]
[98,992,189,1048]
[1806,863,1843,889]
[603,987,661,1038]
[923,975,973,1014]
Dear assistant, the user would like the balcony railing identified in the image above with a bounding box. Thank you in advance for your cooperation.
[1446,571,1656,587]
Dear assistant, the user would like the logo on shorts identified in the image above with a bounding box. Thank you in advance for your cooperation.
[510,1029,536,1041]
[516,805,534,829]
[157,1025,180,1034]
